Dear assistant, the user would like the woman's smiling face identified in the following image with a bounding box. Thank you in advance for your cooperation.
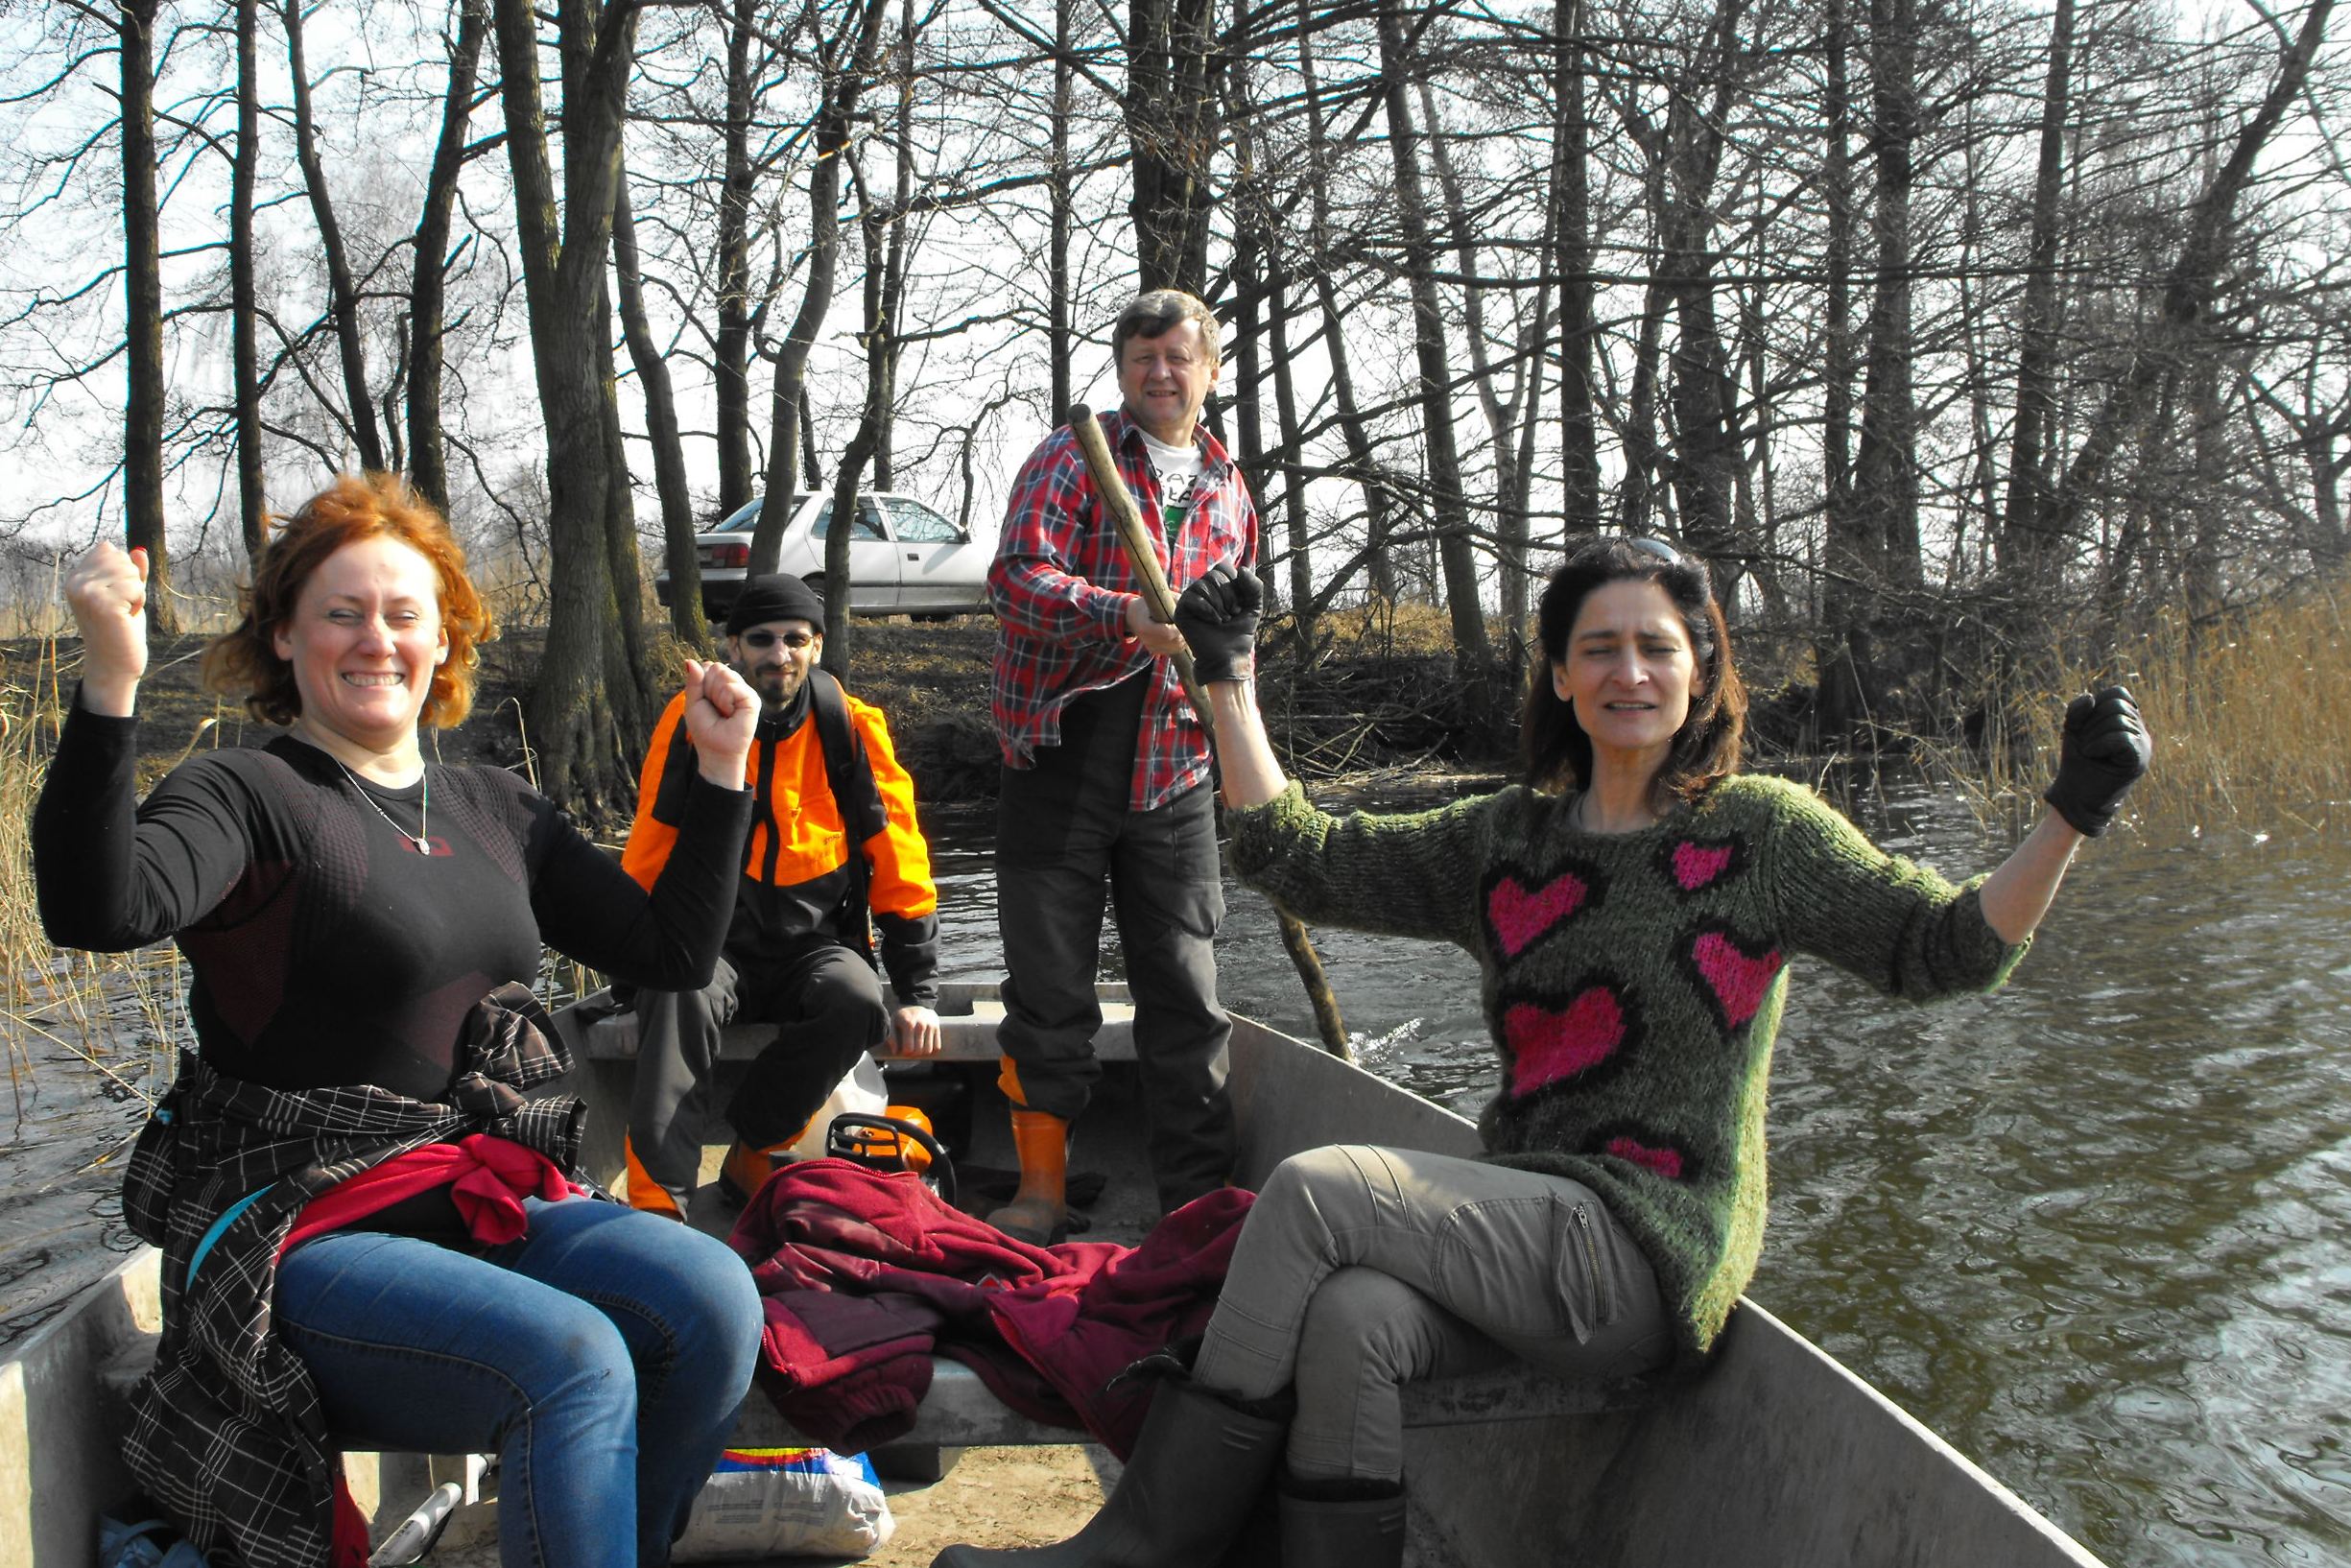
[1554,577,1700,764]
[271,535,449,752]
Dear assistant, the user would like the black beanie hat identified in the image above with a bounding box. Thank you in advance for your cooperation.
[725,573,826,635]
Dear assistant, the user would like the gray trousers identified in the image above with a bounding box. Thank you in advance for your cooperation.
[627,941,886,1209]
[1193,1145,1675,1484]
[994,678,1235,1212]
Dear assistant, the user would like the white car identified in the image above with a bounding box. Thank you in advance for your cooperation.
[654,490,992,620]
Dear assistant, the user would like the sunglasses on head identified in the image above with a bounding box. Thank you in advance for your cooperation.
[1626,535,1685,565]
[740,629,816,650]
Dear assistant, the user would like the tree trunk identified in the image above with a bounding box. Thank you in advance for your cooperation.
[1050,0,1075,419]
[1226,14,1273,605]
[822,193,891,677]
[1617,132,1668,535]
[120,0,176,632]
[1295,0,1399,604]
[1856,0,1921,591]
[615,174,706,646]
[1420,74,1543,643]
[285,0,385,471]
[1374,0,1495,728]
[232,0,267,560]
[754,0,891,577]
[875,0,916,490]
[1126,0,1220,293]
[1265,261,1315,648]
[1814,0,1871,737]
[1995,0,2073,575]
[407,0,489,515]
[1660,2,1745,584]
[491,0,649,815]
[1554,0,1600,539]
[714,0,759,518]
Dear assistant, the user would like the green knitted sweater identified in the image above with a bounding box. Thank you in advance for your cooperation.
[1226,773,2026,1361]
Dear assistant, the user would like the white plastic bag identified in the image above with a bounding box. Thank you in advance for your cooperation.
[672,1445,894,1561]
[785,1054,890,1160]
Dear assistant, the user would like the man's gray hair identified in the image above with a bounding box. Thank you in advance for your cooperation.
[1110,289,1221,371]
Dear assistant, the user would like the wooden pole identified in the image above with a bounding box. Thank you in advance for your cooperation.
[1066,404,1353,1062]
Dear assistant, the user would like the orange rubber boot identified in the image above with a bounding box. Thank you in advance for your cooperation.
[720,1135,799,1207]
[622,1133,685,1220]
[987,1108,1070,1245]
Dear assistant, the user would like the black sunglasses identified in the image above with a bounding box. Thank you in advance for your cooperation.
[740,629,816,650]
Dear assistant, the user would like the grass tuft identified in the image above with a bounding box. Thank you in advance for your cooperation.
[1956,581,2351,842]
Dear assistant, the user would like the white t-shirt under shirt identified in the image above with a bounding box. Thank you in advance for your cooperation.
[1139,429,1205,544]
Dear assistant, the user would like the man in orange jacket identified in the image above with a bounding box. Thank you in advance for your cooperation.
[620,574,942,1215]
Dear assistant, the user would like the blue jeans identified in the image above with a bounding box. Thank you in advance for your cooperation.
[276,1197,761,1568]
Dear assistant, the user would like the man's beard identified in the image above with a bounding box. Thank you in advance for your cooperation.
[747,663,804,716]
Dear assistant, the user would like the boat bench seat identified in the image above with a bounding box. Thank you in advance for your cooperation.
[558,980,1139,1066]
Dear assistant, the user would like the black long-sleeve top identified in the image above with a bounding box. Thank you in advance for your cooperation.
[35,701,753,1100]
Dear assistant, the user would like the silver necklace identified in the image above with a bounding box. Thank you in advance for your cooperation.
[334,757,431,853]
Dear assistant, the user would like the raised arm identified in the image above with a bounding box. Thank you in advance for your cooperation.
[1176,561,1285,806]
[533,661,758,990]
[1977,686,2151,943]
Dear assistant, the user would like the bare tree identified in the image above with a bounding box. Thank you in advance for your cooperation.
[232,0,267,558]
[284,0,385,470]
[1374,0,1497,725]
[1127,0,1220,291]
[406,0,490,515]
[752,0,891,577]
[490,0,650,812]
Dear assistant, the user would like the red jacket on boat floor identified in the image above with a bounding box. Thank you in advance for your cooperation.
[728,1158,1253,1458]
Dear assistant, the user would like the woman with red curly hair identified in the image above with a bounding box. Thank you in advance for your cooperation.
[36,474,765,1568]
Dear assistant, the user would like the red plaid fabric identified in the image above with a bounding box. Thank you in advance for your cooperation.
[989,408,1259,811]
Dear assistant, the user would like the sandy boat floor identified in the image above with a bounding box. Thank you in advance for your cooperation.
[419,1444,1119,1567]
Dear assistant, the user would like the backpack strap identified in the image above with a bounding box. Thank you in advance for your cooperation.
[809,669,888,958]
[808,669,887,843]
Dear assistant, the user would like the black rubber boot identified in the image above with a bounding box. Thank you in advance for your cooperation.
[1276,1487,1405,1568]
[930,1378,1288,1567]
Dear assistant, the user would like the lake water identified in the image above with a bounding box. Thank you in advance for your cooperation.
[6,779,2347,1567]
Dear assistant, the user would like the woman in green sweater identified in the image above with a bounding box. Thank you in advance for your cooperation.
[935,536,2149,1568]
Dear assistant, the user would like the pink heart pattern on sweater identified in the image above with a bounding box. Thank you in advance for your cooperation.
[1691,929,1782,1030]
[1505,987,1626,1095]
[1604,1136,1685,1180]
[1487,871,1590,958]
[1671,841,1735,891]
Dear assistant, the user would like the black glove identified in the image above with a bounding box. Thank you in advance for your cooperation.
[1175,561,1262,684]
[2043,684,2150,837]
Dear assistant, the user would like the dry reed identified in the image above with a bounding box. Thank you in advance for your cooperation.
[1,642,186,1135]
[1908,579,2349,843]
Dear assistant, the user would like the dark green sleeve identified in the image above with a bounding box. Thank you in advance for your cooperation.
[1223,782,1494,952]
[1758,780,2025,1000]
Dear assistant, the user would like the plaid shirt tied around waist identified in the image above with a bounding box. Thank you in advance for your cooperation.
[119,982,586,1568]
[990,407,1259,812]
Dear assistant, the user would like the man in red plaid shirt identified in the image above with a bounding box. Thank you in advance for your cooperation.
[986,289,1256,1242]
